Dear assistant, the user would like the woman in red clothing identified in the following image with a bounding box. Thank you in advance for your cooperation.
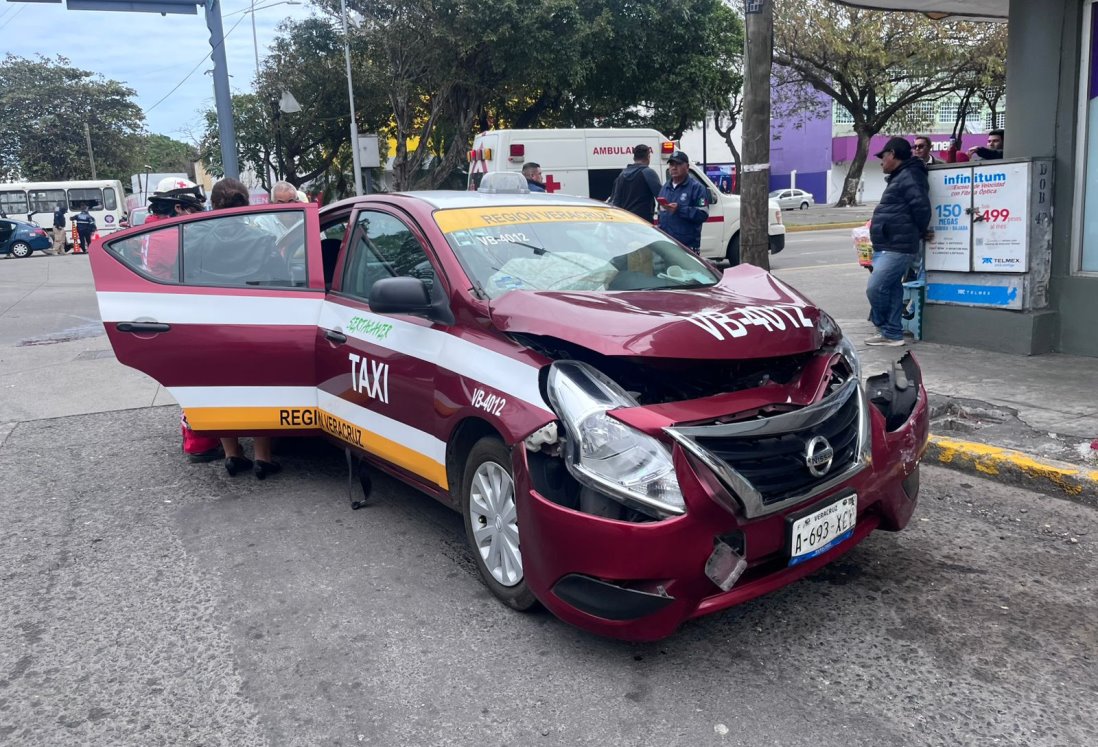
[140,179,222,461]
[142,179,207,280]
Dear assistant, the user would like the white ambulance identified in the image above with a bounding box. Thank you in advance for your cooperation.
[466,128,785,263]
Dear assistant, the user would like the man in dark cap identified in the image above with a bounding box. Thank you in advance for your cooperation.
[609,143,662,221]
[656,150,709,253]
[865,136,931,347]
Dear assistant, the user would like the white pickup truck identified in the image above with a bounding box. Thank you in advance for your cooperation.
[467,127,786,264]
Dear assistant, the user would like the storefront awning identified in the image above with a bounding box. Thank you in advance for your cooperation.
[832,0,1008,20]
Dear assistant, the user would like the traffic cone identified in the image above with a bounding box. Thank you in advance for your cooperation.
[71,223,80,253]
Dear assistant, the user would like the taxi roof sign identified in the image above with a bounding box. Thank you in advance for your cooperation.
[477,172,530,194]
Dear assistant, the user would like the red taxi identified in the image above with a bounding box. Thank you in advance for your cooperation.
[89,190,928,641]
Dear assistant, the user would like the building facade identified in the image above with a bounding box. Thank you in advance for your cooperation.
[833,0,1097,357]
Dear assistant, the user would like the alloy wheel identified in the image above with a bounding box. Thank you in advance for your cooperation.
[468,460,522,587]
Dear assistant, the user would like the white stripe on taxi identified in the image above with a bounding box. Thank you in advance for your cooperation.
[169,386,317,409]
[319,300,550,414]
[97,292,324,326]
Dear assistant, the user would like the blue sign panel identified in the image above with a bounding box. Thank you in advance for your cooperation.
[926,283,1019,307]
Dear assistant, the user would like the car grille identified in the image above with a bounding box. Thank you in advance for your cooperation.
[665,375,868,519]
[690,390,860,506]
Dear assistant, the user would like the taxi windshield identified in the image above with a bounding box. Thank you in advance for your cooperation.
[434,205,720,298]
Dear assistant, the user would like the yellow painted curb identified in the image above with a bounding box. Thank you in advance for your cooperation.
[927,434,1098,501]
[786,221,867,233]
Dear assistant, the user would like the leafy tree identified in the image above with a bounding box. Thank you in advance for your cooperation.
[314,0,743,190]
[0,55,145,181]
[712,89,744,194]
[139,134,198,176]
[773,2,1007,206]
[479,0,744,139]
[202,17,389,190]
[339,0,549,190]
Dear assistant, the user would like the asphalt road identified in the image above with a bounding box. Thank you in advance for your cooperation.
[770,228,873,331]
[2,244,1096,746]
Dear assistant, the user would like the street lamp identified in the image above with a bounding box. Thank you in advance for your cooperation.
[340,0,364,196]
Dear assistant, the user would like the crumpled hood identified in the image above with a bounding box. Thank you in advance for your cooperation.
[488,265,825,359]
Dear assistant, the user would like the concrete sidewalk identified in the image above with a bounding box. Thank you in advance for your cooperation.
[2,252,1096,505]
[858,339,1098,505]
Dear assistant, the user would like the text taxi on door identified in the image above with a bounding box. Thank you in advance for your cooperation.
[89,184,927,641]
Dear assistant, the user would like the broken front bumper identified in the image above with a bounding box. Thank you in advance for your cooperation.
[515,354,929,642]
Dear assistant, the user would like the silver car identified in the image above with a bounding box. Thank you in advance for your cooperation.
[768,188,815,210]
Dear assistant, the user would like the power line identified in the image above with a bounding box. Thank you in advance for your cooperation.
[145,11,249,114]
[223,1,306,19]
[0,6,27,32]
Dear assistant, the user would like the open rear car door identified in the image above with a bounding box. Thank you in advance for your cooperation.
[90,203,325,437]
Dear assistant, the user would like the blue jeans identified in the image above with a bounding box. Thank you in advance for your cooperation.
[867,250,915,340]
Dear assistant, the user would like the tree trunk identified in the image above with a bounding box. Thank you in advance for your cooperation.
[729,141,743,195]
[836,129,870,207]
[741,1,773,269]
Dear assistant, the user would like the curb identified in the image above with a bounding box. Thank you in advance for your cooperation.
[926,434,1098,507]
[785,221,866,233]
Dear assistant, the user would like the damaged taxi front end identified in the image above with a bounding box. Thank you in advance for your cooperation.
[488,268,928,641]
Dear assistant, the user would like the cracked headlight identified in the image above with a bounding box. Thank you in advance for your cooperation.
[546,360,685,519]
[838,335,861,381]
[819,311,860,381]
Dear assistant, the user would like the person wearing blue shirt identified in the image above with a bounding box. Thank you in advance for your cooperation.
[657,150,708,252]
[73,203,97,253]
[522,162,546,192]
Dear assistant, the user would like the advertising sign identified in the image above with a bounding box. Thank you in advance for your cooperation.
[926,167,973,272]
[970,162,1029,273]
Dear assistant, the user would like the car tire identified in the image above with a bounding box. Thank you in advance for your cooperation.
[726,233,741,266]
[800,201,810,210]
[10,241,33,259]
[461,436,537,611]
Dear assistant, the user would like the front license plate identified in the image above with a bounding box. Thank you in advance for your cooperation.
[788,494,857,566]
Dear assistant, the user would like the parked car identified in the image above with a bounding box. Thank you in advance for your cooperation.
[769,188,816,211]
[0,218,52,258]
[89,191,928,641]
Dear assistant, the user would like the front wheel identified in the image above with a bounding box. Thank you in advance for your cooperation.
[10,241,32,259]
[461,437,537,611]
[725,233,741,266]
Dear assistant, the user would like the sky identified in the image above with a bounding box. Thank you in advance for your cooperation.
[0,0,320,143]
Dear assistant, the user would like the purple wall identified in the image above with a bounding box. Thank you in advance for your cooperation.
[769,171,828,200]
[769,79,832,202]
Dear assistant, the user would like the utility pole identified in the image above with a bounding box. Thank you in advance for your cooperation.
[340,0,364,196]
[83,122,97,179]
[203,0,239,179]
[741,0,773,269]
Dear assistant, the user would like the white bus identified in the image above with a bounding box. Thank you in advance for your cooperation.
[0,179,127,248]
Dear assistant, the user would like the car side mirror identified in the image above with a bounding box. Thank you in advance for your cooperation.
[368,276,454,325]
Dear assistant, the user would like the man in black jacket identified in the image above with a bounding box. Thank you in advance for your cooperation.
[52,201,68,254]
[609,144,662,221]
[866,137,931,346]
